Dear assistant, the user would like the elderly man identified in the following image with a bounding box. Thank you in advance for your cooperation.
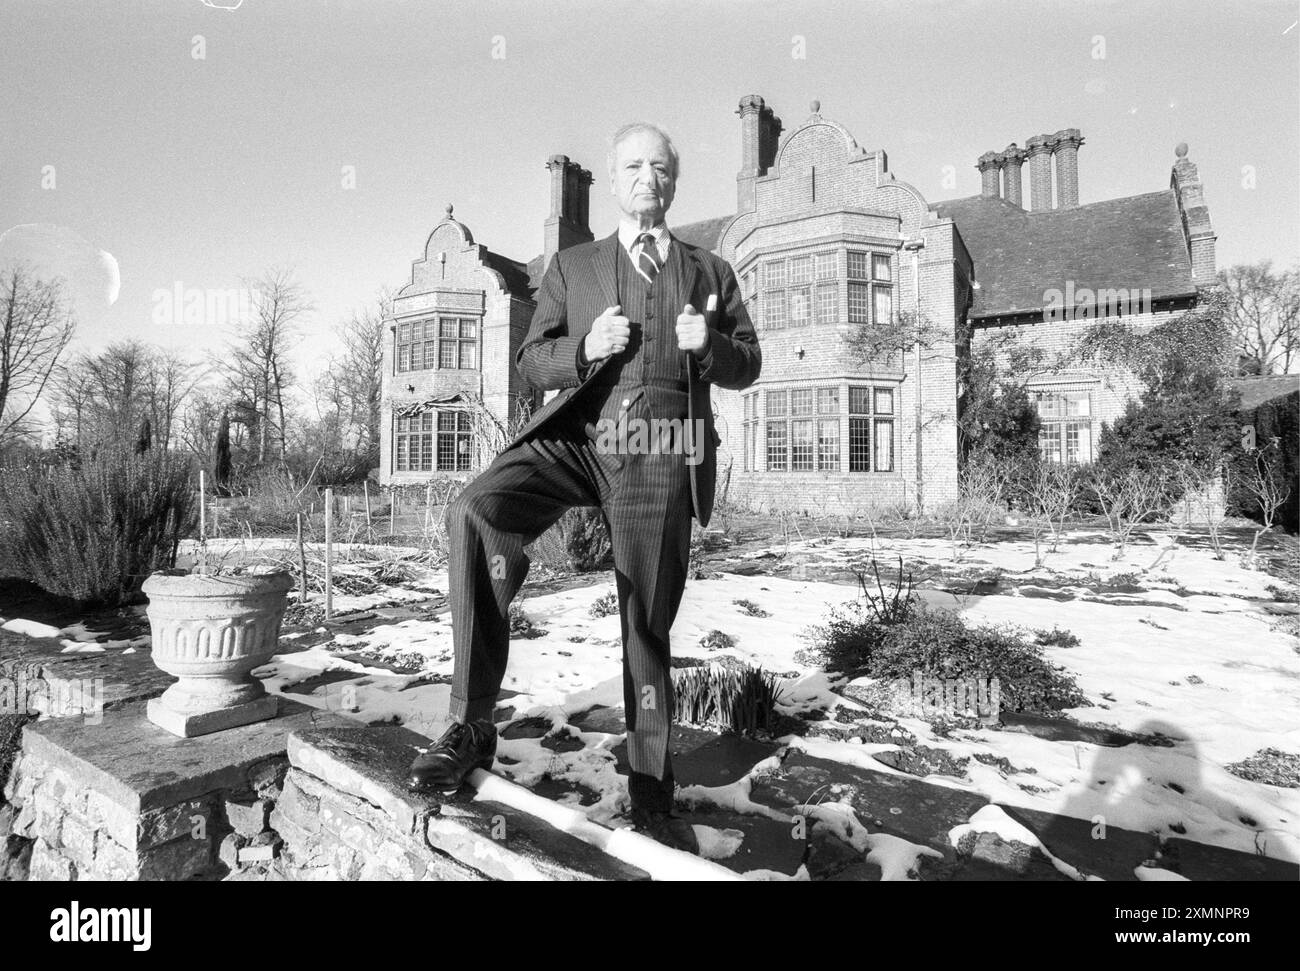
[409,122,761,852]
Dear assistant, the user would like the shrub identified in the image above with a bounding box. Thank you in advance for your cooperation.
[588,590,619,618]
[699,629,736,652]
[672,662,784,735]
[1034,626,1082,649]
[802,603,888,676]
[0,447,197,606]
[508,603,546,638]
[853,557,918,624]
[1095,389,1240,501]
[802,588,1087,712]
[1240,389,1299,533]
[801,558,919,675]
[733,599,769,617]
[556,507,612,572]
[958,341,1042,462]
[868,604,1088,713]
[1224,748,1300,788]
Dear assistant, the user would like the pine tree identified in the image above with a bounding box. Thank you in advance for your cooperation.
[134,415,152,454]
[214,410,232,496]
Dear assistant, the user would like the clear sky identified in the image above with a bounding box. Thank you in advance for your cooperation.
[2,0,1298,384]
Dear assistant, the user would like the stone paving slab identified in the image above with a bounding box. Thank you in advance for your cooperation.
[0,628,172,714]
[19,697,348,814]
[287,725,651,881]
[750,750,991,858]
[686,808,808,877]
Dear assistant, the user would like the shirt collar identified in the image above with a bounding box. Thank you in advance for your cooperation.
[617,220,671,257]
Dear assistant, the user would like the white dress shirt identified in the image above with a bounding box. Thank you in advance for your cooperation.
[617,220,672,265]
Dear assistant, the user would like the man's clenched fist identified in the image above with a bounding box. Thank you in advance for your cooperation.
[584,305,631,362]
[676,303,710,356]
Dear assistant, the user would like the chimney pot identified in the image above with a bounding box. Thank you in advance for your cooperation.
[1025,134,1056,211]
[976,151,1001,199]
[737,95,783,212]
[1052,129,1084,209]
[1001,144,1026,207]
[543,155,594,272]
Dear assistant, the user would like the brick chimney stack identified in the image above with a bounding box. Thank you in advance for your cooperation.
[1025,134,1056,211]
[1052,129,1084,208]
[977,151,1001,199]
[737,94,783,212]
[1170,142,1217,286]
[1001,144,1026,207]
[543,154,594,272]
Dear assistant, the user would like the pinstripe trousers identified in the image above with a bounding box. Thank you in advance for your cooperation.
[445,393,693,812]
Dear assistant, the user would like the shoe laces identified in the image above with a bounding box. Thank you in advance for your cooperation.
[439,721,472,748]
[440,719,488,749]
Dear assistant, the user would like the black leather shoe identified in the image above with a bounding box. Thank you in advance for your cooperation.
[628,808,700,854]
[408,719,497,793]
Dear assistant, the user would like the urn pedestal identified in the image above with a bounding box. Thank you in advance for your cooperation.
[142,570,294,738]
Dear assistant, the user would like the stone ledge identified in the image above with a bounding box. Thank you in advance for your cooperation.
[20,697,346,817]
[286,726,651,881]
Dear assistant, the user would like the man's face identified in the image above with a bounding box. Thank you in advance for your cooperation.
[609,129,676,222]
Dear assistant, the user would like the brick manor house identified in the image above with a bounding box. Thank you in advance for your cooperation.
[379,96,1216,513]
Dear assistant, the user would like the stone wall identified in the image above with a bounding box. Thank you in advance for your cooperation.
[269,767,482,881]
[0,696,347,882]
[4,741,287,881]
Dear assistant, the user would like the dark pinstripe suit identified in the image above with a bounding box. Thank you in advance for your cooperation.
[446,229,760,811]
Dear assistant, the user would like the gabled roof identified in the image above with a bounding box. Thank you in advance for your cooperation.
[931,191,1199,319]
[673,214,732,251]
[482,251,532,297]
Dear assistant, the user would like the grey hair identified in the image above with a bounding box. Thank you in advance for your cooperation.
[607,122,681,180]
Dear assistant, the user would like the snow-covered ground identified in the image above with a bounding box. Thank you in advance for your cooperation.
[5,526,1295,877]
[254,528,1300,872]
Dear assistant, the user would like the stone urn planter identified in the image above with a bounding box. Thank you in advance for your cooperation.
[142,570,294,737]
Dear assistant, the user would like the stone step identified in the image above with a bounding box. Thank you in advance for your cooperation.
[285,725,651,881]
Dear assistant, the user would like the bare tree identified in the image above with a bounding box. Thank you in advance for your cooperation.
[226,268,311,466]
[1090,466,1173,558]
[1174,458,1232,561]
[1218,262,1300,375]
[336,290,388,455]
[143,349,203,450]
[1027,461,1083,554]
[1238,443,1292,559]
[0,262,76,443]
[315,289,389,462]
[82,340,153,445]
[178,389,227,466]
[49,353,98,451]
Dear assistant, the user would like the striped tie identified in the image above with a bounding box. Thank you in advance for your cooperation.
[635,232,661,285]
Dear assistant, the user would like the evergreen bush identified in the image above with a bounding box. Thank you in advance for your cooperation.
[0,447,197,606]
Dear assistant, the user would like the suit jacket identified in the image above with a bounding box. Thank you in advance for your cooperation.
[510,230,761,527]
